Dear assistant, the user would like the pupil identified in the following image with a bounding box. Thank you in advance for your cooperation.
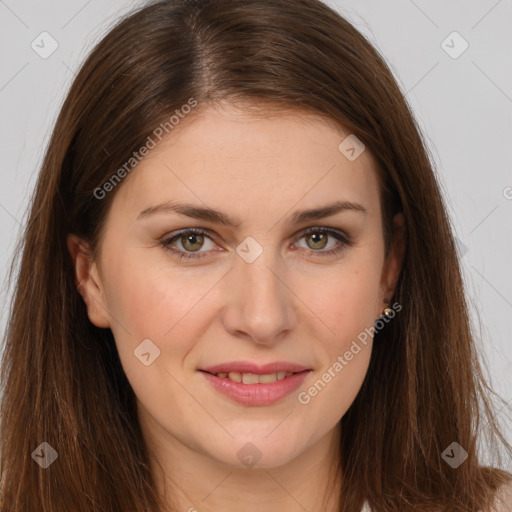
[184,234,203,252]
[309,232,327,249]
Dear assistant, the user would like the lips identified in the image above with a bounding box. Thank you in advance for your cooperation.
[199,361,312,406]
[200,362,310,385]
[200,361,310,375]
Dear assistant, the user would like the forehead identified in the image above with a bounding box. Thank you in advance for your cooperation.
[110,103,381,222]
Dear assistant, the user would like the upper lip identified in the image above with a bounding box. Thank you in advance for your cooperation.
[200,361,311,375]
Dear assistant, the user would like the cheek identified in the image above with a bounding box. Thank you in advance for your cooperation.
[101,248,228,381]
[294,257,380,411]
[102,247,220,336]
[304,347,372,424]
[298,293,375,422]
[300,257,383,343]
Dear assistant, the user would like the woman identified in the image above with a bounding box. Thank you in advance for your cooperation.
[1,0,510,510]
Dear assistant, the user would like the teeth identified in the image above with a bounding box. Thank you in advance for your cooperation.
[215,371,294,384]
[228,372,242,383]
[259,373,279,384]
[242,373,260,384]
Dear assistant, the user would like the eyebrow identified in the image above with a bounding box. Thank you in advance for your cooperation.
[136,200,367,226]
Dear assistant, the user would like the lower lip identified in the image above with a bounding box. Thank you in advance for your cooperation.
[200,370,311,406]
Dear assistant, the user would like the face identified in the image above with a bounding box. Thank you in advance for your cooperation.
[68,102,404,470]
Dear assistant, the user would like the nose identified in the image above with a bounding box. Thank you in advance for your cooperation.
[220,245,297,346]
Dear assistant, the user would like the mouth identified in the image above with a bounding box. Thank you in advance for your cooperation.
[200,370,303,384]
[198,362,312,406]
[199,361,311,383]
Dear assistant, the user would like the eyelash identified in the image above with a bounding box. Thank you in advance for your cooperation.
[158,227,353,261]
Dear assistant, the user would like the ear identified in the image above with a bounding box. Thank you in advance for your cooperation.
[66,233,111,329]
[379,212,406,308]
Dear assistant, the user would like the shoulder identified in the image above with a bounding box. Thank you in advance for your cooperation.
[488,481,512,512]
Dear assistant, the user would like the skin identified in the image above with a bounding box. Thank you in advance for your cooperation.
[68,102,405,512]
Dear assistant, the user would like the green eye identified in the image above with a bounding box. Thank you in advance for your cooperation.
[295,227,352,257]
[159,227,352,261]
[160,228,214,259]
[305,231,329,250]
[180,232,205,252]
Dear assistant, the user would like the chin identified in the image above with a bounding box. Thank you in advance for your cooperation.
[207,435,305,470]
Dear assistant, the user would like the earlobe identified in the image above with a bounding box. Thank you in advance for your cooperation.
[66,234,111,329]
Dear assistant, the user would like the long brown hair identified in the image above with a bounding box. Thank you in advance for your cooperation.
[1,0,510,510]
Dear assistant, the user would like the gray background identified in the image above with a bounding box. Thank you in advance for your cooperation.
[0,0,511,466]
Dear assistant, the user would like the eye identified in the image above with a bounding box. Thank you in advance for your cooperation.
[159,228,217,259]
[293,227,352,257]
[159,227,352,260]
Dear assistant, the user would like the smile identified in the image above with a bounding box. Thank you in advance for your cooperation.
[199,364,311,406]
[208,371,295,384]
